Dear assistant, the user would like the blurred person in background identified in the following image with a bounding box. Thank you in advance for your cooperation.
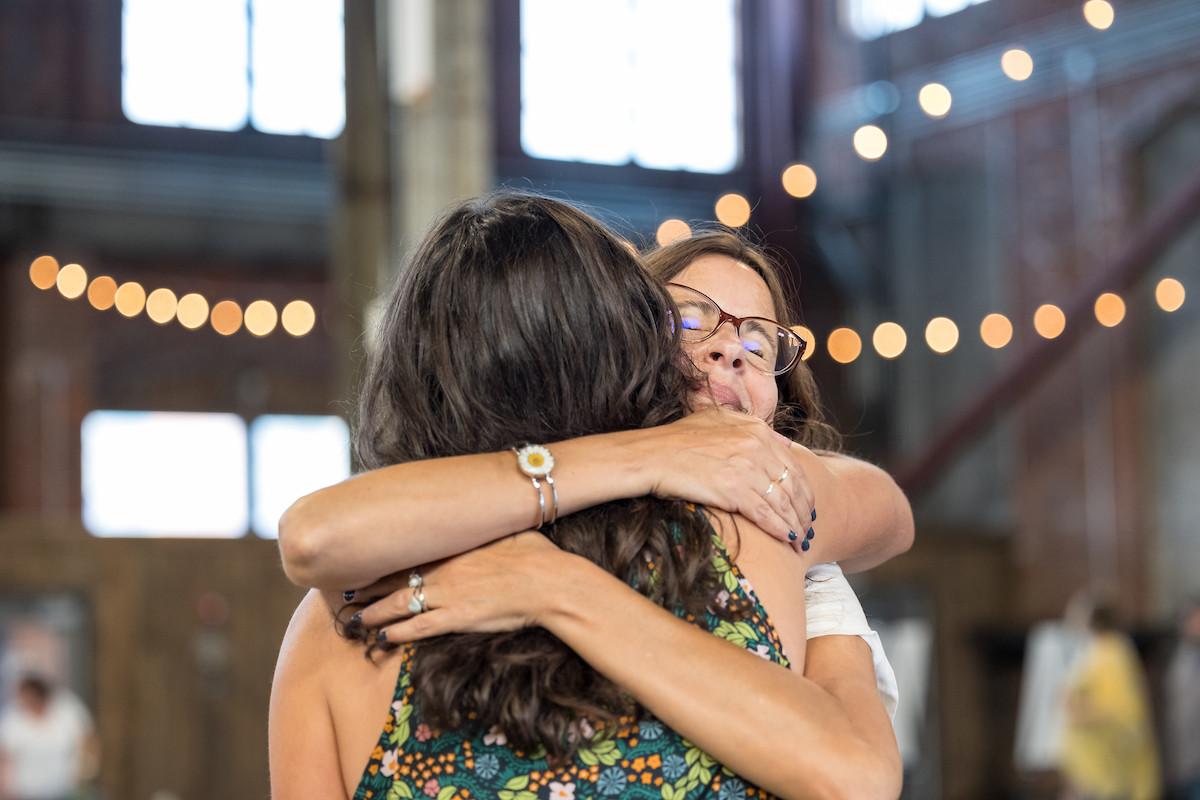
[0,673,99,800]
[1057,594,1160,800]
[1165,598,1200,800]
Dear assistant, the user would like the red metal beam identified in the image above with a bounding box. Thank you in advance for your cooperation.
[894,165,1200,497]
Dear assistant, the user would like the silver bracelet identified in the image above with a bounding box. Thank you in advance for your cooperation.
[513,444,557,527]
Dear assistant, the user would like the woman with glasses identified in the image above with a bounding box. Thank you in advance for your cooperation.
[270,197,906,798]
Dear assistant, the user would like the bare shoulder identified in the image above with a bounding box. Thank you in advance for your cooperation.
[705,510,809,664]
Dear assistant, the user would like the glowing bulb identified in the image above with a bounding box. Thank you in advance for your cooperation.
[827,328,862,364]
[1001,49,1034,81]
[244,300,279,336]
[1034,304,1066,339]
[146,288,178,324]
[980,313,1013,349]
[1094,292,1125,327]
[782,164,817,199]
[714,193,752,228]
[873,322,907,359]
[176,293,210,329]
[211,300,243,336]
[114,282,147,318]
[656,219,691,246]
[853,125,888,161]
[281,300,316,336]
[918,83,952,118]
[925,317,959,354]
[791,325,815,360]
[29,255,60,289]
[87,276,118,311]
[56,263,87,299]
[1083,0,1114,30]
[1156,277,1185,312]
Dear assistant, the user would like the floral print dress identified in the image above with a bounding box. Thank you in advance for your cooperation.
[353,533,789,800]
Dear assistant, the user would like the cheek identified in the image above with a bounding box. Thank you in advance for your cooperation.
[748,374,779,421]
[682,342,713,375]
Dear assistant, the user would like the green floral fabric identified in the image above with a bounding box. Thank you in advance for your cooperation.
[353,533,789,800]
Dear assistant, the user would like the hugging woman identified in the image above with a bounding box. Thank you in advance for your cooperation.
[269,193,906,800]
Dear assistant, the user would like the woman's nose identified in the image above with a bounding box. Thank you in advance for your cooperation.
[705,323,746,369]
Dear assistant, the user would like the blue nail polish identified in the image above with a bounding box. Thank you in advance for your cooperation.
[343,590,356,602]
[788,530,798,541]
[350,611,362,624]
[801,539,810,551]
[806,527,815,540]
[811,508,817,522]
[375,629,388,643]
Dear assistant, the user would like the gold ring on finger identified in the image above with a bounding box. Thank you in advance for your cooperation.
[775,466,789,484]
[763,482,775,500]
[408,587,428,614]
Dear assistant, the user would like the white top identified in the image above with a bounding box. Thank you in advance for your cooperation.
[804,562,900,720]
[0,688,93,800]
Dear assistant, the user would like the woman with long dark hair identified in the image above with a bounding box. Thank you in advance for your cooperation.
[269,193,902,799]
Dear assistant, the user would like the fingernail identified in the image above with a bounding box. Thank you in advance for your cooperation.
[788,530,798,541]
[806,527,815,540]
[801,539,810,551]
[375,629,388,643]
[350,612,362,625]
[343,590,356,602]
[811,508,817,522]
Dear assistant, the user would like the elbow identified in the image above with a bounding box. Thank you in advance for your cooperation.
[892,498,915,558]
[814,750,903,800]
[276,495,329,588]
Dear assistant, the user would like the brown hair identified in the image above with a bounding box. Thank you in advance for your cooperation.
[643,229,841,451]
[354,192,734,757]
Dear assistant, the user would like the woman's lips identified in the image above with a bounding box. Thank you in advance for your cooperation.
[705,382,745,413]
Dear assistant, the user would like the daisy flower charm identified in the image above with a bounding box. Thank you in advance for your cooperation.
[515,444,555,477]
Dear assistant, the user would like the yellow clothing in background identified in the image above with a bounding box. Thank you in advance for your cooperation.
[1058,632,1160,800]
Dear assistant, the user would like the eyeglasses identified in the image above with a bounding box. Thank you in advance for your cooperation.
[666,283,806,376]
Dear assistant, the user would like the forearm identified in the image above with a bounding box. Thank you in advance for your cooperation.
[542,554,900,800]
[805,452,914,573]
[279,429,659,591]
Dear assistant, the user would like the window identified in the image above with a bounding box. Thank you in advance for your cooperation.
[122,0,345,138]
[249,414,351,539]
[843,0,990,40]
[81,411,350,538]
[520,0,740,174]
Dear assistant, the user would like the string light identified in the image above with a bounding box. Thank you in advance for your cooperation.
[714,193,752,227]
[918,83,953,118]
[853,125,888,161]
[1034,304,1066,338]
[1001,48,1034,81]
[782,164,817,198]
[56,264,88,299]
[791,325,815,360]
[827,328,862,364]
[1094,292,1125,327]
[1083,0,1114,30]
[26,255,316,339]
[1156,278,1185,312]
[656,219,691,246]
[925,317,959,353]
[873,322,907,358]
[980,313,1014,349]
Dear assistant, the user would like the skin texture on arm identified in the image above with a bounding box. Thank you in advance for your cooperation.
[794,451,914,573]
[278,409,912,592]
[358,525,902,800]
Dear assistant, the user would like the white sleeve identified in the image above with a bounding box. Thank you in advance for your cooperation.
[804,562,900,720]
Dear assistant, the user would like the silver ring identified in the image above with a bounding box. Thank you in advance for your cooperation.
[775,466,789,484]
[408,571,423,589]
[408,587,428,614]
[763,482,775,500]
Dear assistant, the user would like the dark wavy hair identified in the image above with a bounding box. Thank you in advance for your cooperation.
[353,192,733,758]
[643,229,841,452]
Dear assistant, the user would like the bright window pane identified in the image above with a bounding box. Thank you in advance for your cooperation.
[82,411,249,538]
[249,415,350,538]
[122,0,345,139]
[844,0,989,40]
[521,0,740,174]
[250,0,346,138]
[122,0,250,131]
